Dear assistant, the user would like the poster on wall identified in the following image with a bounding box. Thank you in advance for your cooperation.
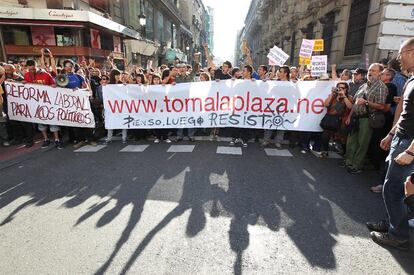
[90,28,101,49]
[31,26,56,46]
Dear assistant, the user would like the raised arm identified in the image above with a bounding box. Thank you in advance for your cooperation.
[203,43,216,70]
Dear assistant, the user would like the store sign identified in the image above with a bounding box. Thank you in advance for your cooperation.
[0,7,140,40]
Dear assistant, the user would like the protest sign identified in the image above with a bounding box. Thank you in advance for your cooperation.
[103,80,335,132]
[4,82,95,128]
[299,39,314,65]
[313,39,324,52]
[311,55,328,77]
[267,46,289,66]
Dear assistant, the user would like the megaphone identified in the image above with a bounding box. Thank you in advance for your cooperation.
[56,74,69,87]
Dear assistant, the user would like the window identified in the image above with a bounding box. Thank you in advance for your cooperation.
[156,11,164,43]
[321,12,335,57]
[46,0,63,9]
[3,26,31,45]
[55,27,76,46]
[89,0,109,12]
[165,18,172,47]
[145,1,154,41]
[344,0,370,56]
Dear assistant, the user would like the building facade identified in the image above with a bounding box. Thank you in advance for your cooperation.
[238,0,414,70]
[0,0,142,69]
[0,0,212,69]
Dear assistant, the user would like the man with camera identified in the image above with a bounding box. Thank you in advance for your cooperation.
[367,39,414,251]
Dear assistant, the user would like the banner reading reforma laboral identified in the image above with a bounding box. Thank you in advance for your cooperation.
[4,81,95,128]
[103,80,336,132]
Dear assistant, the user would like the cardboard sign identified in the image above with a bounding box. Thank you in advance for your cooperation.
[267,46,290,66]
[313,39,324,52]
[311,55,328,77]
[299,39,315,58]
[299,56,311,65]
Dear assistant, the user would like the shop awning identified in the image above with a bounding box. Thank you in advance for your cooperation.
[125,39,159,56]
[0,7,141,40]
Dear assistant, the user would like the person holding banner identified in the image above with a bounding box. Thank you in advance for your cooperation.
[262,66,290,148]
[23,59,59,149]
[60,59,96,149]
[0,67,10,147]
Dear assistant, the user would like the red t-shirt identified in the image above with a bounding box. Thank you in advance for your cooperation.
[24,70,56,86]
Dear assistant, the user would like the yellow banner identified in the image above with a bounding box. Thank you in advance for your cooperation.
[299,56,311,65]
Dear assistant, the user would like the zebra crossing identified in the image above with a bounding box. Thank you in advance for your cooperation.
[73,143,343,159]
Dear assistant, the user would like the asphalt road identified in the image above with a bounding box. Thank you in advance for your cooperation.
[0,139,413,274]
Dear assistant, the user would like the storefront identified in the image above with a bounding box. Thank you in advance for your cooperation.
[0,7,140,67]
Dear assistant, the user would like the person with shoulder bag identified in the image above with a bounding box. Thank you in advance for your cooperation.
[320,82,353,157]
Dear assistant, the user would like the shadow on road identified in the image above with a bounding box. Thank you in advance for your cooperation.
[0,142,413,274]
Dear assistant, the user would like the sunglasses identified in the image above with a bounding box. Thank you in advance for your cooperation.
[102,78,108,81]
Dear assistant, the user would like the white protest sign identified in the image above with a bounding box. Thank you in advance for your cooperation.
[299,39,315,58]
[103,80,335,132]
[311,55,328,77]
[5,82,95,128]
[267,46,289,66]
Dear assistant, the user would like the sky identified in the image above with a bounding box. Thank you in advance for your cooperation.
[202,0,251,63]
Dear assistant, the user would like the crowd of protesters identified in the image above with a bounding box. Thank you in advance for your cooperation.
[1,39,414,250]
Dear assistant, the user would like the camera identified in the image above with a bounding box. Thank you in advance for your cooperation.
[411,172,414,183]
[43,48,50,54]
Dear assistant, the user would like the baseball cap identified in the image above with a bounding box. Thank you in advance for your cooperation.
[351,68,367,75]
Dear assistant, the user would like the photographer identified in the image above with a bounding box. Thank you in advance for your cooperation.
[40,48,57,77]
[320,82,353,158]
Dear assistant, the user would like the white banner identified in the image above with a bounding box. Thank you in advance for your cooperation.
[5,81,95,128]
[311,55,327,77]
[103,80,335,132]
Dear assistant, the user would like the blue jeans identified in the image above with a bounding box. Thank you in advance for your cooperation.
[383,135,414,240]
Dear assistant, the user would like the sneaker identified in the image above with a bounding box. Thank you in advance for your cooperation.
[104,139,112,145]
[319,152,329,158]
[154,138,160,143]
[176,136,183,142]
[89,141,97,146]
[54,140,63,150]
[122,139,127,144]
[209,134,215,141]
[2,141,10,147]
[366,220,388,233]
[242,142,248,148]
[165,138,172,143]
[261,141,270,147]
[348,167,362,174]
[275,142,282,149]
[370,184,383,193]
[229,139,236,146]
[370,231,409,251]
[73,140,86,149]
[300,149,308,154]
[41,139,50,148]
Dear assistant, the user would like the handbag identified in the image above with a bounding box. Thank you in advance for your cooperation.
[320,114,341,131]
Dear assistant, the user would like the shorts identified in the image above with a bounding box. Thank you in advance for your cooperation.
[38,124,60,133]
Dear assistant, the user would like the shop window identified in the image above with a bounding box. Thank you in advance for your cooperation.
[2,26,31,45]
[100,32,113,51]
[55,27,76,46]
[344,0,370,56]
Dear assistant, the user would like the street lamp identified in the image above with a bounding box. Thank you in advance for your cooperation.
[139,14,146,27]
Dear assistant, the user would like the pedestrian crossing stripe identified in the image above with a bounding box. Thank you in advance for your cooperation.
[72,143,343,158]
